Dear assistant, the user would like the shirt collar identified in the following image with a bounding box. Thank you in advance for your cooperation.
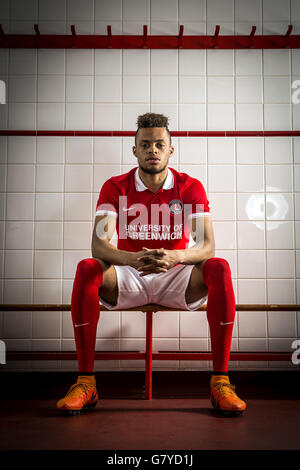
[134,167,174,192]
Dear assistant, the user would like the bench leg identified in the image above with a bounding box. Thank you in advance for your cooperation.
[145,311,153,400]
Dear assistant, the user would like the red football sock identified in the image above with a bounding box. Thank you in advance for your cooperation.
[71,258,103,373]
[202,257,236,372]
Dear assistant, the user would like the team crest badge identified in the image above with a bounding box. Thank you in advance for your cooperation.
[168,199,183,214]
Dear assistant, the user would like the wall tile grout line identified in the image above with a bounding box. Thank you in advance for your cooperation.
[31,39,38,360]
[2,0,12,349]
[61,2,68,367]
[261,0,269,358]
[290,0,298,344]
[233,0,239,363]
[1,0,10,340]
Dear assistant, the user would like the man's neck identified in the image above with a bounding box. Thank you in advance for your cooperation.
[138,167,168,193]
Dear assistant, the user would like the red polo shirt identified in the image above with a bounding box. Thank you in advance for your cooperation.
[96,166,211,253]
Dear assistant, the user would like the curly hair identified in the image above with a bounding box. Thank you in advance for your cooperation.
[135,112,171,145]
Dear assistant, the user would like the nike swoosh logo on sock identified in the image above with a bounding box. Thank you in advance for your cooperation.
[220,321,234,326]
[74,322,90,328]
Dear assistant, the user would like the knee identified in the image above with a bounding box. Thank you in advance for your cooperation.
[203,257,231,283]
[76,258,103,278]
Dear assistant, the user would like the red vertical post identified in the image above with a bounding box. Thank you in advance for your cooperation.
[145,311,153,400]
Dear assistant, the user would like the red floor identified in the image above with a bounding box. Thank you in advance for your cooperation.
[0,371,299,450]
[1,397,300,450]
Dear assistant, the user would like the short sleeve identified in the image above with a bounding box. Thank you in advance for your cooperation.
[95,179,119,218]
[182,179,211,220]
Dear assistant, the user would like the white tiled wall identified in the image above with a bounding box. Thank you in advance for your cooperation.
[0,0,299,371]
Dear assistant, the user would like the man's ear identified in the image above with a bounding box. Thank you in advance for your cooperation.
[132,146,137,158]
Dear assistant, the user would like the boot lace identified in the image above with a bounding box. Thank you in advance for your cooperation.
[66,382,93,399]
[213,382,237,399]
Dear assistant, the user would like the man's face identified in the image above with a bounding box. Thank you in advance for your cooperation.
[132,127,174,174]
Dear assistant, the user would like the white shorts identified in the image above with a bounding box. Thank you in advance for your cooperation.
[99,263,208,311]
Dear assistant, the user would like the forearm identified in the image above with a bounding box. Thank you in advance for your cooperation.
[177,242,215,265]
[92,240,133,266]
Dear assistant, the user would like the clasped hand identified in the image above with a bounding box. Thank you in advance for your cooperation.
[135,247,179,277]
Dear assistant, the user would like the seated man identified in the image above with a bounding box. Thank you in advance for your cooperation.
[57,112,246,416]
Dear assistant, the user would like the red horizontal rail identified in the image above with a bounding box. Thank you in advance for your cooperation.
[6,351,292,361]
[6,351,146,361]
[1,131,300,137]
[153,351,292,361]
[0,31,299,50]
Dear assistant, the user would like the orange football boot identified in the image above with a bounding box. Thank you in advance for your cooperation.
[210,375,246,416]
[57,375,98,415]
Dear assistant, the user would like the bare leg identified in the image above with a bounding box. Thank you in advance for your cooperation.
[95,258,119,306]
[184,258,211,305]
